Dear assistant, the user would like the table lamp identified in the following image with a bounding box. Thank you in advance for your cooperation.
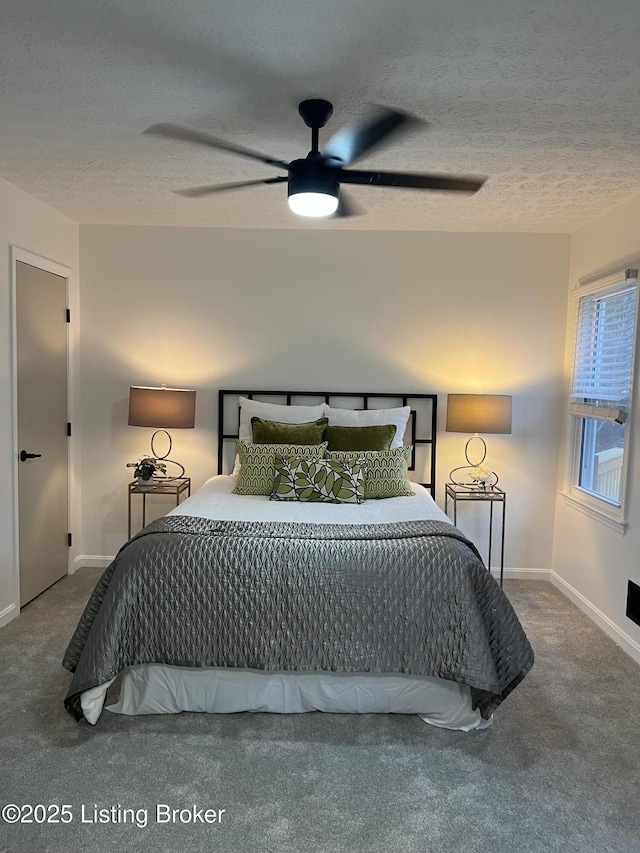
[446,393,512,487]
[128,385,196,478]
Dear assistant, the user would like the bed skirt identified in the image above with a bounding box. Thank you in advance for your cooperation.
[81,665,492,732]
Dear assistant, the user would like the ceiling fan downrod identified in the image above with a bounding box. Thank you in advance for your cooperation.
[298,99,334,155]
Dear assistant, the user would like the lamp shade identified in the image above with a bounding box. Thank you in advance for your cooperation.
[128,386,196,429]
[446,394,512,435]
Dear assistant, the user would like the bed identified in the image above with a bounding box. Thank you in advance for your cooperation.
[63,390,533,731]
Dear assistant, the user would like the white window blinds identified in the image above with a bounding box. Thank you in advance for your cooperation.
[570,270,638,423]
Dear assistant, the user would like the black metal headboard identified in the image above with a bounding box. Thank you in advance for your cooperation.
[217,390,437,498]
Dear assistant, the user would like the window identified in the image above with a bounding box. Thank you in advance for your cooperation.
[568,268,638,523]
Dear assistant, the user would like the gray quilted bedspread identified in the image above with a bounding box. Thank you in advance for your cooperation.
[63,516,533,722]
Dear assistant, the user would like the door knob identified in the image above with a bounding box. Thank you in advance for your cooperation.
[20,450,42,461]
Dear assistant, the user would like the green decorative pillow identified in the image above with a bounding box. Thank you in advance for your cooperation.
[326,446,414,499]
[324,423,396,452]
[271,457,367,504]
[251,416,328,445]
[233,441,328,496]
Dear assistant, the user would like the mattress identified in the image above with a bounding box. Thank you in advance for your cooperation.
[168,474,450,525]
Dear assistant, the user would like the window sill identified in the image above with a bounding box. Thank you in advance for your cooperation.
[560,490,627,535]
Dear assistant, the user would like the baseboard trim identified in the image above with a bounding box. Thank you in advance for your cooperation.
[74,555,114,570]
[0,603,18,628]
[550,570,640,666]
[491,567,551,581]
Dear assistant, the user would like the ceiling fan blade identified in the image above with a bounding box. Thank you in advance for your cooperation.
[333,190,363,217]
[340,169,486,193]
[174,176,287,198]
[324,106,420,167]
[144,123,289,170]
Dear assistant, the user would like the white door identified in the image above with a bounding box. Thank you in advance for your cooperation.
[16,261,69,606]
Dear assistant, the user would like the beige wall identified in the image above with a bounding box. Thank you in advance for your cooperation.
[552,190,640,662]
[78,225,570,566]
[0,178,79,626]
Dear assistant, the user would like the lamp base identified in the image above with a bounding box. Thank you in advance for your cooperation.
[150,429,186,480]
[448,467,499,488]
[448,436,499,487]
[464,435,486,466]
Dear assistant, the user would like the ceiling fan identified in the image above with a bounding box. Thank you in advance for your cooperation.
[144,99,486,218]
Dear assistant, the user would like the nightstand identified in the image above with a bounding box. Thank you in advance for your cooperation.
[444,482,506,587]
[128,477,191,538]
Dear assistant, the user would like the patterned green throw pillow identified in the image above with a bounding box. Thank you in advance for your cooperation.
[233,441,328,496]
[271,457,367,504]
[325,446,414,499]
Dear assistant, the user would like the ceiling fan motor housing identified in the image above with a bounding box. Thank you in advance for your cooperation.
[287,156,340,200]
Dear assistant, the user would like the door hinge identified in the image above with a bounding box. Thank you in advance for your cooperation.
[67,422,72,437]
[66,308,71,323]
[67,533,73,547]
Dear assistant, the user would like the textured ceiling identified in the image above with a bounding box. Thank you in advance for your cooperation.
[2,0,640,232]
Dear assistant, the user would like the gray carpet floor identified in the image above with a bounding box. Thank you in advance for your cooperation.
[1,571,639,853]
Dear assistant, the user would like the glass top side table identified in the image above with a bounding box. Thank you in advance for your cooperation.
[444,482,506,587]
[128,477,191,538]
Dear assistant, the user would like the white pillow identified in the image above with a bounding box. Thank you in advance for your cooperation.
[325,405,411,449]
[238,396,327,443]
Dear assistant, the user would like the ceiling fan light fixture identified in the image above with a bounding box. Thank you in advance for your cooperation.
[288,191,339,218]
[287,158,339,218]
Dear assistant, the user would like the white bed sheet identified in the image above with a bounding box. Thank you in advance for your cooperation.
[82,476,491,730]
[168,474,450,525]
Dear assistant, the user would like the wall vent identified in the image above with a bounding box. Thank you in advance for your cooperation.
[626,580,640,628]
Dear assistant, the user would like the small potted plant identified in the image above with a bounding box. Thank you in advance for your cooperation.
[127,456,167,490]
